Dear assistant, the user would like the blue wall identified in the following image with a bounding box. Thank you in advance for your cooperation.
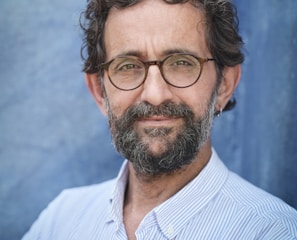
[0,0,296,239]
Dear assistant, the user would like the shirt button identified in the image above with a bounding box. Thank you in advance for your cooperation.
[167,225,175,235]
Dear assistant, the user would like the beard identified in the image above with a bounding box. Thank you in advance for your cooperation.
[106,91,217,177]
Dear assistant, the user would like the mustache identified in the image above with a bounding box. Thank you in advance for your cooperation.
[122,101,194,121]
[108,101,195,129]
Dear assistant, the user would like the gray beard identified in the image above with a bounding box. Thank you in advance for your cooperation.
[107,92,216,177]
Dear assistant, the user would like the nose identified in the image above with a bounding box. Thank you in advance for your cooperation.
[140,65,174,106]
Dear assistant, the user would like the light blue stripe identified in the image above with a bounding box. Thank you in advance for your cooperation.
[22,150,297,240]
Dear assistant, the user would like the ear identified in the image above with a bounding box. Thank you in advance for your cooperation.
[216,64,241,110]
[85,73,108,116]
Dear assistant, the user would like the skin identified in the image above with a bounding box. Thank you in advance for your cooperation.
[85,0,241,239]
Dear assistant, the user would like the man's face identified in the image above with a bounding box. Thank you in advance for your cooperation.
[102,0,218,176]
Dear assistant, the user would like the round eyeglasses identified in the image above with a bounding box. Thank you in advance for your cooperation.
[100,53,215,91]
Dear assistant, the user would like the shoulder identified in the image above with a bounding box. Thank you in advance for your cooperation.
[22,179,116,240]
[219,171,297,238]
[47,179,116,220]
[57,179,116,205]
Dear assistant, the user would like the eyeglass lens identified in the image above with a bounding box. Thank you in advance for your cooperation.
[107,54,203,90]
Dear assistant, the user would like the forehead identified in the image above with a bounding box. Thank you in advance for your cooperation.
[104,0,208,59]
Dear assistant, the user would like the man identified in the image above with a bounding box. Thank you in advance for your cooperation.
[23,0,297,239]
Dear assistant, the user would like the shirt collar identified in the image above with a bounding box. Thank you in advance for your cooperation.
[154,149,229,239]
[108,159,129,228]
[108,149,229,238]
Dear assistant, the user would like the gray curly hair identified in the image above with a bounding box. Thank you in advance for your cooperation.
[80,0,244,112]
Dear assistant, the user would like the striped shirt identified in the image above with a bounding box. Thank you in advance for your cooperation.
[23,150,297,239]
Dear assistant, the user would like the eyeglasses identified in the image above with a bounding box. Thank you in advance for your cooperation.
[100,53,215,91]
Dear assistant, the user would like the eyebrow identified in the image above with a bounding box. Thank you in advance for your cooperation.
[113,48,199,60]
[115,50,143,58]
[163,48,198,56]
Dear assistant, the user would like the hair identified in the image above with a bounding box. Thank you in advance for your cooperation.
[80,0,244,112]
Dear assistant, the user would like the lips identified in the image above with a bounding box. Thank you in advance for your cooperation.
[141,115,178,121]
[136,115,181,127]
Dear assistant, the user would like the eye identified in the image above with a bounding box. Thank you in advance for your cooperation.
[113,58,143,72]
[118,63,139,71]
[173,60,193,66]
[165,55,197,69]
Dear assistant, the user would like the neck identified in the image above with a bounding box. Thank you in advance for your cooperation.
[124,139,212,215]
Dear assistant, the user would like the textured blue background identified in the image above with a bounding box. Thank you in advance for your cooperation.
[0,0,296,239]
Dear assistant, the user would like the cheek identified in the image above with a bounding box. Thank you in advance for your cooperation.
[104,80,140,116]
[186,94,210,118]
[181,83,217,118]
[178,84,212,108]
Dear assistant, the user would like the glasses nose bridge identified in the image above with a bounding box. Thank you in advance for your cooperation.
[143,60,166,84]
[143,60,164,81]
[144,60,162,71]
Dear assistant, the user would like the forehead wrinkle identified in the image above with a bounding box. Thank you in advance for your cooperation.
[104,1,209,60]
